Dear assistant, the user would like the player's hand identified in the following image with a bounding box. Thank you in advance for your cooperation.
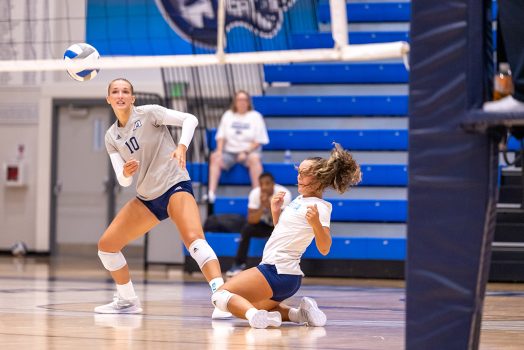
[306,204,320,226]
[123,158,139,177]
[271,191,287,211]
[172,144,187,169]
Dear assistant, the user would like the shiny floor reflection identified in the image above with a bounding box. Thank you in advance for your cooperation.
[0,256,523,349]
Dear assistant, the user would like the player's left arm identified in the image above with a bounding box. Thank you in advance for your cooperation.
[163,109,199,169]
[306,204,331,255]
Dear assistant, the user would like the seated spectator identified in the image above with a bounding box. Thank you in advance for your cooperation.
[226,172,292,277]
[483,1,524,113]
[207,91,269,203]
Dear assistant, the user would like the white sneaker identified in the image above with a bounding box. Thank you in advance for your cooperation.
[212,307,233,319]
[298,297,327,327]
[248,310,282,329]
[202,191,216,203]
[94,294,143,314]
[483,95,524,113]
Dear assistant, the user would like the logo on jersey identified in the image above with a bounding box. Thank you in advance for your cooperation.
[156,0,297,48]
[116,134,121,140]
[133,120,142,131]
[289,201,301,211]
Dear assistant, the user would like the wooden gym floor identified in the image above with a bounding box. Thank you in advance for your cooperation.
[0,255,523,349]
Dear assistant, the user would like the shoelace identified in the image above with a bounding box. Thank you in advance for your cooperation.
[111,294,134,309]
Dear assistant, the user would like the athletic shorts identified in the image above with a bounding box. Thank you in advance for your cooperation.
[221,151,261,171]
[138,180,194,221]
[257,264,302,302]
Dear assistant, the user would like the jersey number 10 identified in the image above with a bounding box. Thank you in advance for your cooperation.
[125,137,140,154]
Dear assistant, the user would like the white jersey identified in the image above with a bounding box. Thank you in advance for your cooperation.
[248,184,292,226]
[261,195,332,276]
[215,110,269,153]
[105,104,193,201]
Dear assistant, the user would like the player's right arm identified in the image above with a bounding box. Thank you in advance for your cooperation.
[105,131,135,187]
[109,153,136,187]
[270,191,287,226]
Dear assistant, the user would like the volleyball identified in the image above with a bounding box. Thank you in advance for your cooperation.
[63,43,100,82]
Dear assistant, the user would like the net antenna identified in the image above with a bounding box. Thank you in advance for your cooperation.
[0,0,410,73]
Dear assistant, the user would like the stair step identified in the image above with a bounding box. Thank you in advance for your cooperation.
[495,223,524,243]
[499,187,522,204]
[500,169,523,186]
[496,207,524,224]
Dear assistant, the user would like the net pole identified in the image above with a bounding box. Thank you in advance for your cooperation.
[216,0,226,63]
[329,0,349,49]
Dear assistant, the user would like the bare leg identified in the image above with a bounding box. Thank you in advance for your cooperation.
[167,191,222,280]
[254,301,293,322]
[98,198,159,284]
[246,153,263,188]
[208,151,223,195]
[218,267,277,319]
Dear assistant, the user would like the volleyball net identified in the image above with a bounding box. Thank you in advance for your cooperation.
[0,0,409,74]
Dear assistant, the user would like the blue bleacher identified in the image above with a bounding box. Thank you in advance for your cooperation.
[208,129,518,152]
[264,63,409,84]
[184,233,406,261]
[291,32,410,49]
[317,1,497,24]
[207,129,408,151]
[188,163,407,187]
[252,95,408,116]
[317,2,410,23]
[214,198,407,222]
[507,137,522,151]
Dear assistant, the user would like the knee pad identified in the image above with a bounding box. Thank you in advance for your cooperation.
[98,250,127,271]
[189,239,217,269]
[212,289,234,312]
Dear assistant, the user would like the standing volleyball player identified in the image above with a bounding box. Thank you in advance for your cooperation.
[211,144,361,328]
[96,78,229,318]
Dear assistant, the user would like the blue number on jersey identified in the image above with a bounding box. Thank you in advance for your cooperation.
[125,136,140,154]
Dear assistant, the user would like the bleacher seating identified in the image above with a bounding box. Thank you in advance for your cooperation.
[291,31,410,49]
[214,198,407,222]
[264,63,409,84]
[188,163,407,187]
[316,1,497,24]
[317,2,411,23]
[185,1,500,278]
[208,129,408,151]
[252,95,408,116]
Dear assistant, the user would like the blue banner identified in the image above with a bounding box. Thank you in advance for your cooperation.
[86,0,316,56]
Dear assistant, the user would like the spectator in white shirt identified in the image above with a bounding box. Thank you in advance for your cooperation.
[207,91,269,203]
[226,172,292,277]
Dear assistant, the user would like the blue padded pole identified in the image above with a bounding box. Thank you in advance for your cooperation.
[406,0,496,349]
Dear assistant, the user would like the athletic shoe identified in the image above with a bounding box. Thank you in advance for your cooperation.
[483,95,524,113]
[212,307,233,319]
[226,263,246,278]
[248,310,282,329]
[298,297,327,327]
[202,191,216,204]
[94,294,142,314]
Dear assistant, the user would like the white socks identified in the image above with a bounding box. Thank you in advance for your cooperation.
[209,277,224,293]
[116,281,137,300]
[288,307,302,323]
[245,307,258,321]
